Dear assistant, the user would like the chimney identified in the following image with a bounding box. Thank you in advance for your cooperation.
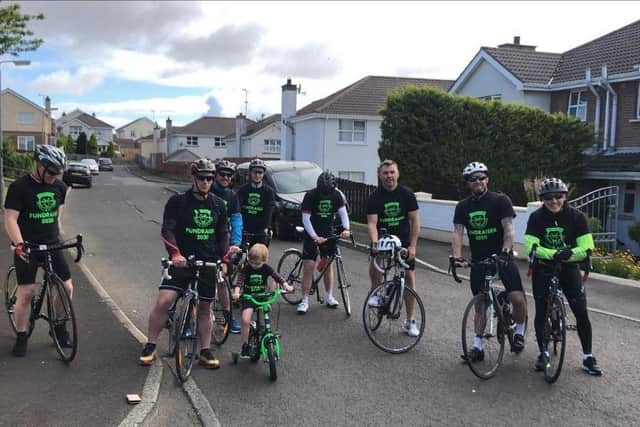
[166,117,173,154]
[235,113,247,157]
[498,36,536,51]
[513,36,520,46]
[280,78,297,161]
[92,112,96,117]
[45,96,51,116]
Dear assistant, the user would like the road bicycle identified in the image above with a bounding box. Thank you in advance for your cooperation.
[527,245,591,383]
[363,235,426,353]
[4,235,84,362]
[231,289,284,381]
[276,227,354,316]
[450,254,525,380]
[161,256,223,382]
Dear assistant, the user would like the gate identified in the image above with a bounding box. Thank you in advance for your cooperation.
[568,186,618,253]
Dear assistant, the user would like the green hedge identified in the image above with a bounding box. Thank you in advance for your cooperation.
[379,86,593,205]
[2,143,33,178]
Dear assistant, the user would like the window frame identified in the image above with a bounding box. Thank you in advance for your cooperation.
[17,112,34,124]
[338,170,365,182]
[70,126,82,139]
[214,136,225,148]
[338,119,366,144]
[186,136,199,146]
[478,94,502,101]
[17,135,35,152]
[263,138,281,154]
[568,90,588,121]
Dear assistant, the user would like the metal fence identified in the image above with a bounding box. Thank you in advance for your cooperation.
[568,186,619,253]
[335,178,377,223]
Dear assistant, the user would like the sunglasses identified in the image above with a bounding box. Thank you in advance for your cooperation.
[467,175,487,183]
[217,172,233,178]
[46,168,62,176]
[542,193,565,201]
[195,175,214,182]
[251,169,265,174]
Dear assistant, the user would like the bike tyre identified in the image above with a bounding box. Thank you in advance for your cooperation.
[175,295,198,383]
[47,275,78,363]
[461,293,504,380]
[543,296,566,384]
[276,249,304,305]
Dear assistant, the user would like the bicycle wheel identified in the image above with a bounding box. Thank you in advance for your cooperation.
[266,338,277,381]
[543,296,566,384]
[277,249,304,305]
[249,327,260,363]
[363,282,425,354]
[165,301,177,357]
[211,281,231,346]
[5,266,18,334]
[175,295,198,382]
[335,258,352,317]
[47,275,78,362]
[461,294,504,379]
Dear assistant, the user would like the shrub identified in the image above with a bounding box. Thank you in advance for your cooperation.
[591,249,640,280]
[628,222,640,246]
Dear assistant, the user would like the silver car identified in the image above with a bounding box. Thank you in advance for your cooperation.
[80,158,100,175]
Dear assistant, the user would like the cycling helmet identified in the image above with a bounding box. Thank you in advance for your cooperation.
[376,235,402,254]
[462,162,489,178]
[316,171,336,193]
[35,145,66,173]
[538,178,568,197]
[215,159,236,173]
[190,158,216,175]
[249,158,267,171]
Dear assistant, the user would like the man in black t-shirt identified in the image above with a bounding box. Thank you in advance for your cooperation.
[296,171,351,314]
[452,161,527,362]
[139,159,229,369]
[4,145,70,357]
[236,158,275,247]
[366,160,420,337]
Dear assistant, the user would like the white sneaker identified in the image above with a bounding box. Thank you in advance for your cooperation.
[297,300,309,314]
[325,295,339,308]
[368,293,381,307]
[402,320,420,337]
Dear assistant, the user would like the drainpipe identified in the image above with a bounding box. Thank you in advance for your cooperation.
[601,66,610,151]
[585,68,600,148]
[601,65,618,151]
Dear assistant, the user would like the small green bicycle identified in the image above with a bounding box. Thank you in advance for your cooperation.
[231,289,283,381]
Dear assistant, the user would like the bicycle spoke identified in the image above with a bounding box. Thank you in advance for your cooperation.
[5,267,18,335]
[543,296,566,383]
[47,276,78,362]
[336,258,352,317]
[176,297,198,382]
[277,249,304,305]
[461,294,504,379]
[211,280,231,346]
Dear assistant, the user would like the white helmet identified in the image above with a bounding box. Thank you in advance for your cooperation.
[462,162,488,178]
[376,235,402,254]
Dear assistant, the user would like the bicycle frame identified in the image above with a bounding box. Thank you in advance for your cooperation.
[372,245,411,319]
[242,290,282,360]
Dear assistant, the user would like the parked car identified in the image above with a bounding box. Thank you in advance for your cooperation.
[80,158,99,175]
[63,162,92,188]
[235,160,324,240]
[98,158,113,171]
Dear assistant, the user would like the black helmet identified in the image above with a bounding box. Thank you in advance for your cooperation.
[190,158,215,175]
[462,161,488,178]
[35,145,66,173]
[249,158,267,171]
[215,159,236,173]
[538,178,568,197]
[316,171,336,193]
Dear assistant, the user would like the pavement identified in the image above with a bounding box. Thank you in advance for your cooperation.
[0,217,151,427]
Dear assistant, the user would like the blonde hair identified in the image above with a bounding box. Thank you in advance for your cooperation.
[248,243,268,264]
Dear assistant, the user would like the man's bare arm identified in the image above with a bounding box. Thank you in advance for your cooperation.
[501,216,515,252]
[452,223,465,258]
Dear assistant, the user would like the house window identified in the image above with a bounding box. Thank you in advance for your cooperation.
[338,171,365,183]
[17,112,34,124]
[479,95,502,101]
[624,183,635,214]
[338,119,366,143]
[214,137,225,148]
[263,139,281,154]
[568,91,587,121]
[130,130,136,138]
[17,135,35,152]
[70,126,82,138]
[97,130,103,137]
[186,136,198,145]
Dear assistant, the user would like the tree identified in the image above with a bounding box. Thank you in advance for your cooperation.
[0,3,44,56]
[87,133,98,156]
[106,142,115,158]
[57,134,74,154]
[76,132,87,155]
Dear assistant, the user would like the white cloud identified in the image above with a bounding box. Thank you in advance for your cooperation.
[29,67,105,95]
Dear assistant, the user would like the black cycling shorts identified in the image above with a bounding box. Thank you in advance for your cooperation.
[244,232,270,248]
[15,251,71,285]
[470,258,523,296]
[302,236,337,261]
[531,263,585,302]
[159,266,216,302]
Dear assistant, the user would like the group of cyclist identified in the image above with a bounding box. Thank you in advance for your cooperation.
[4,145,601,378]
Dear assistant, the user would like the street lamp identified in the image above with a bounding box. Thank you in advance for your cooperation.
[0,59,31,208]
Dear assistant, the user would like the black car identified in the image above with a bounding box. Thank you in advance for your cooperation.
[63,162,93,188]
[235,160,323,240]
[98,158,113,171]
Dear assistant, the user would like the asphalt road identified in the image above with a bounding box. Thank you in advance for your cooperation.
[62,164,640,426]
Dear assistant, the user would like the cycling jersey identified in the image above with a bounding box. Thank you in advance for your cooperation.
[453,191,514,260]
[4,174,67,244]
[161,191,229,261]
[301,188,346,238]
[211,181,242,246]
[366,185,418,246]
[236,183,275,234]
[235,263,285,310]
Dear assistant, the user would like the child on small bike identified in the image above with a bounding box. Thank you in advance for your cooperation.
[232,243,293,358]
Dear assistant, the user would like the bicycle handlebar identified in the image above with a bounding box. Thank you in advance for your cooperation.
[240,289,284,307]
[160,256,222,281]
[527,243,592,282]
[372,246,410,273]
[448,256,463,283]
[23,234,84,263]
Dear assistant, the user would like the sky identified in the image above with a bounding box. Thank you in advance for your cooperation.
[3,1,639,129]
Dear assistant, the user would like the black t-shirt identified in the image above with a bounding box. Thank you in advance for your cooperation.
[366,185,419,246]
[162,191,228,261]
[301,188,345,237]
[237,263,284,294]
[525,205,589,250]
[4,174,67,244]
[453,191,515,260]
[236,183,276,233]
[211,185,240,218]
